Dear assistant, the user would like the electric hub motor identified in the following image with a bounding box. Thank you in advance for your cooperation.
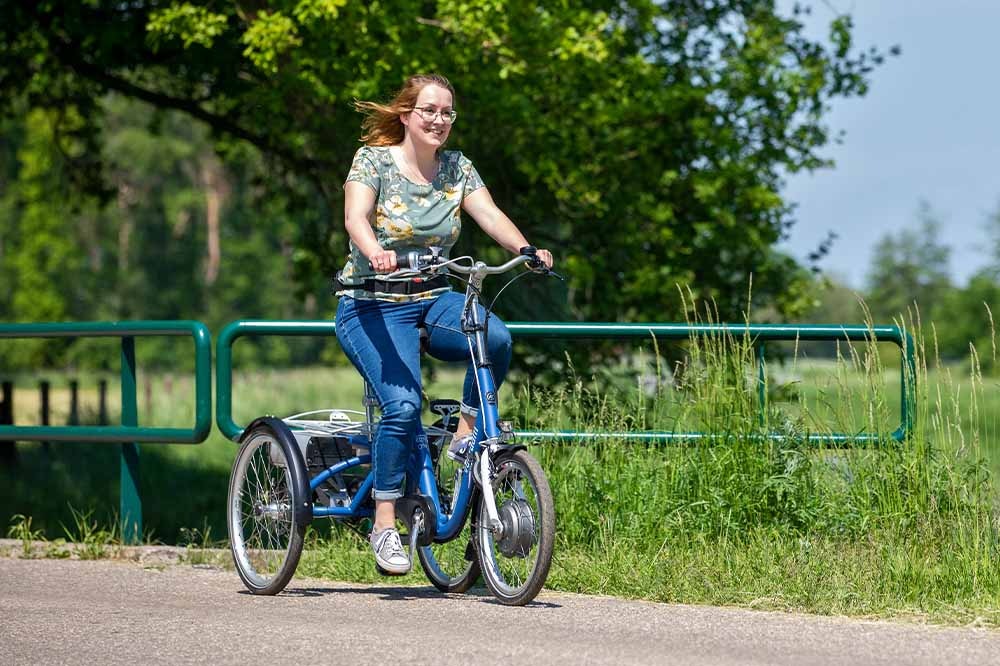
[496,498,535,558]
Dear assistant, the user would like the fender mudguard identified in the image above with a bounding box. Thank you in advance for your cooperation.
[492,443,529,461]
[241,416,314,526]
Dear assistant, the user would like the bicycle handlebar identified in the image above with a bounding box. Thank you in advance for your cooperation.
[370,246,548,277]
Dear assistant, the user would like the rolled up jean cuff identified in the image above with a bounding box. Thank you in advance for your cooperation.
[460,402,479,418]
[372,487,404,501]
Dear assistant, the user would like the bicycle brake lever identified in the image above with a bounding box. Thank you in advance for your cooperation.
[527,265,566,281]
[546,269,566,282]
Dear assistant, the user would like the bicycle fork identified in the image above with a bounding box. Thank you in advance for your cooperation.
[479,446,503,534]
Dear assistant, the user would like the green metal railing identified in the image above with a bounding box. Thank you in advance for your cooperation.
[508,323,915,443]
[0,321,213,541]
[216,320,915,444]
[216,320,335,441]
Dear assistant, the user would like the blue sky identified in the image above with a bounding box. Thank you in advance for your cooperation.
[777,1,1000,288]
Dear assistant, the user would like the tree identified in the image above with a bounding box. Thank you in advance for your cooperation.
[0,95,337,369]
[0,109,89,367]
[983,200,1000,278]
[801,273,867,325]
[1,1,893,327]
[930,201,1000,366]
[864,201,952,325]
[933,271,1000,367]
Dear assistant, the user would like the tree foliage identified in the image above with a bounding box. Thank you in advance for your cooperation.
[864,201,952,324]
[0,98,338,369]
[803,200,1000,369]
[932,201,1000,368]
[1,1,894,365]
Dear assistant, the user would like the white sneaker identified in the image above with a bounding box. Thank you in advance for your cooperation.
[370,527,410,575]
[446,433,475,462]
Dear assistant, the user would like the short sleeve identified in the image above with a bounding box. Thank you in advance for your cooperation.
[460,156,485,198]
[345,146,381,192]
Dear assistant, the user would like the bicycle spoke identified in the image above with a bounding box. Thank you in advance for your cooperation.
[232,435,296,582]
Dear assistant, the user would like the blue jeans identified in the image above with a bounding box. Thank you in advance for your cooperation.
[335,291,512,500]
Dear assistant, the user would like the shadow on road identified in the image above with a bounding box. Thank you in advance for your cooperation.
[271,585,562,608]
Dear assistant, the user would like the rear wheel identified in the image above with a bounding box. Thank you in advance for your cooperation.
[227,423,306,595]
[474,449,554,606]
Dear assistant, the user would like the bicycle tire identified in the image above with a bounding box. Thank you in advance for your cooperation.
[227,421,307,595]
[418,419,481,593]
[474,449,555,606]
[417,527,481,593]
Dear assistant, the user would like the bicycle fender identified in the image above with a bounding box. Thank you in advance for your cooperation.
[241,416,314,527]
[492,444,528,461]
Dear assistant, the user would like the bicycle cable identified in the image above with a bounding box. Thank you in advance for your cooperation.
[485,269,535,317]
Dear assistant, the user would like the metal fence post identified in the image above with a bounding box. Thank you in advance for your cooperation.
[120,337,141,544]
[757,343,767,427]
[901,332,916,439]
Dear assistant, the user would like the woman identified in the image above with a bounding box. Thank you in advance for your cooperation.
[334,74,553,575]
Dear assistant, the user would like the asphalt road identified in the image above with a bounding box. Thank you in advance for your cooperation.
[2,557,1000,665]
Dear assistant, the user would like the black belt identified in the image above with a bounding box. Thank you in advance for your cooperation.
[333,274,449,295]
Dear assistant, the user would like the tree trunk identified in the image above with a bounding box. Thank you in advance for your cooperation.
[198,155,229,285]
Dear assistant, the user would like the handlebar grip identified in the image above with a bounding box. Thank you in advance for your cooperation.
[519,245,546,271]
[367,251,417,271]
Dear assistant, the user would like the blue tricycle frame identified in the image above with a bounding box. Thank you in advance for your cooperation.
[226,250,556,606]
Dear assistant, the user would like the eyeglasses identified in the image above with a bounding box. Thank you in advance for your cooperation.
[412,106,457,124]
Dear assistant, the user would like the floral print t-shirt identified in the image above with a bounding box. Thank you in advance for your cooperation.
[336,145,485,302]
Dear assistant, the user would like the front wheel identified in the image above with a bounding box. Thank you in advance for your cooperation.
[418,423,482,593]
[474,449,555,606]
[227,422,307,595]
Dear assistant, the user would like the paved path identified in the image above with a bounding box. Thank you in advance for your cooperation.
[2,557,1000,665]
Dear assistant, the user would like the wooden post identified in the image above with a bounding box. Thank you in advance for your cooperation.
[0,381,15,464]
[98,379,108,426]
[68,379,80,426]
[39,380,50,452]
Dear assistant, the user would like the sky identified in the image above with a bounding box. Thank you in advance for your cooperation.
[776,0,1000,288]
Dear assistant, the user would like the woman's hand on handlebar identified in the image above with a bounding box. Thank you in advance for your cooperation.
[520,246,554,271]
[368,249,397,273]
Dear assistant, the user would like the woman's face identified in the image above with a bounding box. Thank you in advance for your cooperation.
[401,84,454,150]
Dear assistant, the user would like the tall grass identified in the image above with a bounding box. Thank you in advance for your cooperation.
[512,303,1000,620]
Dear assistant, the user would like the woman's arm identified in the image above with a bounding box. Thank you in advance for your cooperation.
[462,188,553,267]
[344,181,397,272]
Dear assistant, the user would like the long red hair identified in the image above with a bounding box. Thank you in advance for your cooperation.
[355,74,456,146]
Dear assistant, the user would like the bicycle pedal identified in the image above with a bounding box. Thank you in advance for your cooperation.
[430,398,461,418]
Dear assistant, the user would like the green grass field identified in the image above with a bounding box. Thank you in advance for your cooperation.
[3,326,1000,624]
